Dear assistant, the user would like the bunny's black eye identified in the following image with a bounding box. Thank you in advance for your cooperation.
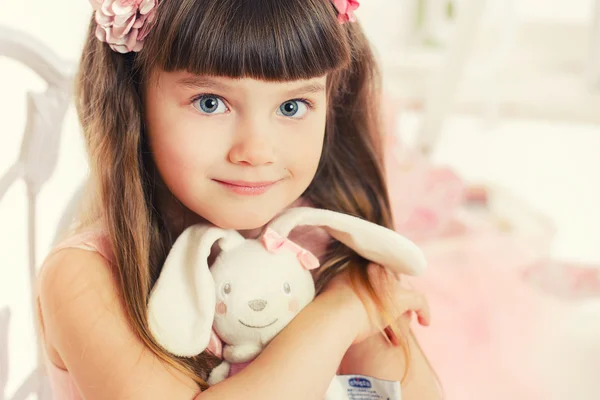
[283,282,291,294]
[223,283,232,295]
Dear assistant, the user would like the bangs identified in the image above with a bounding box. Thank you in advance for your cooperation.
[138,0,351,81]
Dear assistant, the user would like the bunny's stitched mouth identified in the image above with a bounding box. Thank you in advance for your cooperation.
[239,319,278,329]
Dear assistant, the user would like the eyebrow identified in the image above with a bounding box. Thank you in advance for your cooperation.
[176,75,325,97]
[176,75,232,92]
[285,83,326,97]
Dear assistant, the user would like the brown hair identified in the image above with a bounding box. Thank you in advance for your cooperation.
[75,0,407,389]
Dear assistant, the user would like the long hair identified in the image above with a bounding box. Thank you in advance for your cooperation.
[74,0,406,389]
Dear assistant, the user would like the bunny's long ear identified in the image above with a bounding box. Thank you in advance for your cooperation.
[267,207,426,277]
[147,225,244,357]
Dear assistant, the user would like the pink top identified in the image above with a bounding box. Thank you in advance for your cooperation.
[39,214,330,399]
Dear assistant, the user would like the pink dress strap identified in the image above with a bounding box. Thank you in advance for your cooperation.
[49,226,114,264]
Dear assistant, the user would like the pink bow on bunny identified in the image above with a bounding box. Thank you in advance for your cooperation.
[262,228,320,270]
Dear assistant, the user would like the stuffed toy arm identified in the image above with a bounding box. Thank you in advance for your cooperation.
[223,343,263,363]
[207,361,231,386]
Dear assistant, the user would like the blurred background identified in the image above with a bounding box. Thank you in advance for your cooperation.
[1,0,599,398]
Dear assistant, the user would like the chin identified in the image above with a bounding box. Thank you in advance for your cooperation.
[206,208,279,231]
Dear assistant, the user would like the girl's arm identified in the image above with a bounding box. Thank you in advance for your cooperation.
[201,265,435,399]
[338,264,442,400]
[39,249,360,400]
[339,318,442,399]
[198,285,357,399]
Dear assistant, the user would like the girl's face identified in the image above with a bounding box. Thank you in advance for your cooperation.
[144,71,327,230]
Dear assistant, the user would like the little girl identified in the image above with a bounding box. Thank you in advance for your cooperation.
[36,0,441,399]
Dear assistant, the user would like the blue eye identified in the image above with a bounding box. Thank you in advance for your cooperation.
[192,95,228,115]
[277,100,309,118]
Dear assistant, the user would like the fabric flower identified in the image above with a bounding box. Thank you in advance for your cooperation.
[89,0,158,53]
[331,0,360,24]
[384,132,465,241]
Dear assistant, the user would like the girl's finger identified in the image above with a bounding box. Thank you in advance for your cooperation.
[416,308,431,326]
[397,292,430,326]
[414,295,431,326]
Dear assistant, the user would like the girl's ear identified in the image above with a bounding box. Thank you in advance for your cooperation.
[147,225,244,357]
[267,207,426,278]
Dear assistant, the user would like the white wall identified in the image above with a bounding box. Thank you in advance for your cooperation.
[517,0,595,23]
[0,2,91,396]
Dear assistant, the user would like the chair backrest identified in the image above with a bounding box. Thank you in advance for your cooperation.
[0,309,9,400]
[0,24,75,400]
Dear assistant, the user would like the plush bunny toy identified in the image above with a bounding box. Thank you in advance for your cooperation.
[147,207,427,386]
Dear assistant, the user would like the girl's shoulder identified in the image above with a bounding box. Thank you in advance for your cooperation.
[37,224,117,367]
[38,223,121,316]
[38,232,115,304]
[37,227,199,398]
[37,236,117,370]
[37,222,115,308]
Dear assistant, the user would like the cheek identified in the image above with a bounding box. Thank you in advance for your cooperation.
[282,122,324,180]
[216,301,228,315]
[147,118,234,214]
[150,128,213,182]
[288,298,299,314]
[145,99,231,195]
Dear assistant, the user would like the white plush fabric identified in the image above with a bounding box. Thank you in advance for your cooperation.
[147,207,427,378]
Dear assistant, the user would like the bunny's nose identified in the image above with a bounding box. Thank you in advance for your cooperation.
[248,299,267,312]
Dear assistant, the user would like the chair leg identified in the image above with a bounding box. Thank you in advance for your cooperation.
[588,0,600,90]
[416,0,488,156]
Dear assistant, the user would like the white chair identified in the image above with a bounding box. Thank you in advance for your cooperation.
[0,25,75,400]
[404,0,600,155]
[0,309,9,400]
[590,0,600,89]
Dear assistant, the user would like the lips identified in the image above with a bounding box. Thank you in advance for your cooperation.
[213,179,282,196]
[215,180,279,187]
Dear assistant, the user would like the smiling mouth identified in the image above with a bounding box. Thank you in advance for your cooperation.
[238,319,279,329]
[213,179,282,196]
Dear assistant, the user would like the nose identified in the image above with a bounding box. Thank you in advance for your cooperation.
[228,118,275,166]
[248,299,267,312]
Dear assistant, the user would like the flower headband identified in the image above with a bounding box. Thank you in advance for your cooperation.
[332,0,360,24]
[90,0,360,54]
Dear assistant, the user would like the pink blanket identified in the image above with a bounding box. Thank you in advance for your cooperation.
[383,126,600,399]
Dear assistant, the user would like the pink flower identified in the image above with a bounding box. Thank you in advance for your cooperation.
[332,0,360,24]
[384,132,465,241]
[89,0,158,53]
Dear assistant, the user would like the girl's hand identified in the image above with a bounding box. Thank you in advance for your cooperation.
[323,263,431,345]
